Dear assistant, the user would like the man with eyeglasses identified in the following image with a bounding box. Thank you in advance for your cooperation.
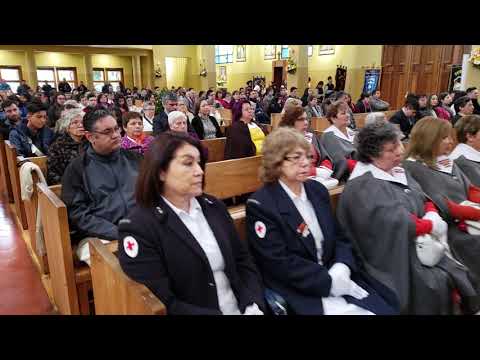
[61,109,143,265]
[8,99,53,157]
[153,91,178,135]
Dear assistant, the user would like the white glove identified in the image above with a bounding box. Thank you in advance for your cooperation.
[328,263,369,300]
[423,211,448,238]
[243,303,264,315]
[315,166,333,180]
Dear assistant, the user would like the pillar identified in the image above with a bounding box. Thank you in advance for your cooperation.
[287,45,309,91]
[84,54,93,90]
[24,50,37,89]
[199,45,216,90]
[132,55,142,89]
[143,53,154,89]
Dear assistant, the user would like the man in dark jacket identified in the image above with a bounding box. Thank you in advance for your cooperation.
[153,91,178,135]
[61,109,142,265]
[41,82,53,96]
[416,94,431,120]
[76,81,88,94]
[58,78,72,93]
[452,96,475,126]
[0,99,23,138]
[388,97,417,141]
[8,100,54,157]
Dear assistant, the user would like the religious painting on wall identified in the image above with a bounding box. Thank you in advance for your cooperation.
[363,69,381,94]
[264,45,277,60]
[217,66,227,85]
[237,45,246,62]
[319,45,335,55]
[448,64,462,92]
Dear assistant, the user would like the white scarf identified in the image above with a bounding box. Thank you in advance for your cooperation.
[450,143,480,163]
[323,125,355,143]
[349,161,408,186]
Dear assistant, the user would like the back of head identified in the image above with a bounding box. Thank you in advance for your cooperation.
[279,104,304,127]
[162,91,178,105]
[365,112,386,126]
[406,116,452,168]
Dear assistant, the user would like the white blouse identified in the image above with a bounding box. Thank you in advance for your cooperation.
[161,196,262,315]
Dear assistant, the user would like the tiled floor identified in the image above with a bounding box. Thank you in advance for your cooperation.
[0,197,53,315]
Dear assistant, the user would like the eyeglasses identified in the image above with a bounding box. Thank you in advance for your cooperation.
[92,126,121,137]
[284,153,313,164]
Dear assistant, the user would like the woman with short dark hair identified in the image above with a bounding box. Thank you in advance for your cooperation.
[337,120,480,314]
[120,111,154,155]
[118,131,265,315]
[191,100,223,140]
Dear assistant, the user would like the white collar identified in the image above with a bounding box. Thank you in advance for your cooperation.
[435,155,453,174]
[323,125,355,143]
[349,161,408,186]
[161,196,201,217]
[450,143,480,163]
[279,180,307,202]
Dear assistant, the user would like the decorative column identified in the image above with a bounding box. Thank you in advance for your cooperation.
[24,50,38,88]
[132,55,142,88]
[199,45,216,90]
[287,45,308,91]
[84,54,94,90]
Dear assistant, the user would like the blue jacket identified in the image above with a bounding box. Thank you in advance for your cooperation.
[246,180,398,315]
[8,119,54,157]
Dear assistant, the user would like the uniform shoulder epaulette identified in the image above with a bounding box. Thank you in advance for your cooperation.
[118,218,131,225]
[246,198,261,206]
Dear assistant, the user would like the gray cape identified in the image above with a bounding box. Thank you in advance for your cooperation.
[337,170,478,314]
[402,160,480,293]
[453,156,480,187]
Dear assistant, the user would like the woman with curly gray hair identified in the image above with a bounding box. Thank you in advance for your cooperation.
[245,127,397,315]
[46,108,87,185]
[336,120,480,314]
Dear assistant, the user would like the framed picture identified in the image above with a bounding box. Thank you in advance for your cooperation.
[319,45,335,55]
[217,66,227,84]
[264,45,277,60]
[236,45,246,62]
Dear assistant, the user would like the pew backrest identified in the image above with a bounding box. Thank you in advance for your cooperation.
[271,113,282,129]
[310,117,331,132]
[37,182,80,314]
[4,141,28,229]
[89,239,166,315]
[201,137,226,163]
[0,135,13,202]
[204,155,263,200]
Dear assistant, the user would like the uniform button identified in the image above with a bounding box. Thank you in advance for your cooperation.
[452,176,458,180]
[208,282,215,287]
[404,189,411,193]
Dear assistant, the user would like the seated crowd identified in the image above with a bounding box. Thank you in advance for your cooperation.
[2,78,480,315]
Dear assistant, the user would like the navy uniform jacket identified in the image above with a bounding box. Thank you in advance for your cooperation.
[246,180,398,315]
[118,194,266,315]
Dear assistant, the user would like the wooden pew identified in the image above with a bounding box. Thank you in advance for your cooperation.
[353,113,368,129]
[37,183,92,315]
[310,117,331,132]
[4,141,28,229]
[89,239,167,315]
[271,113,282,129]
[218,108,232,121]
[204,155,263,200]
[201,137,226,163]
[0,135,13,202]
[19,155,49,275]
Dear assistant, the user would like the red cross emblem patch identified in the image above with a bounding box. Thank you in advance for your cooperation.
[254,221,266,239]
[123,236,139,258]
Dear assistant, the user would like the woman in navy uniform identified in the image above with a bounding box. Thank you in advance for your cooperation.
[245,127,398,315]
[118,131,265,315]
